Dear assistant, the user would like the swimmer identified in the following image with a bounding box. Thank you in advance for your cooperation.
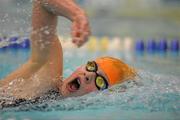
[0,0,136,100]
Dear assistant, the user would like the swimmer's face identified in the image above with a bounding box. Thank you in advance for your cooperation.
[59,64,109,97]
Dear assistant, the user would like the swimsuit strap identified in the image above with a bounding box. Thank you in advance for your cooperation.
[0,89,61,109]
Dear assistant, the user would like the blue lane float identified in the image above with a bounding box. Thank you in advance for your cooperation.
[135,39,145,52]
[9,36,19,42]
[158,38,168,52]
[0,36,179,55]
[0,46,7,51]
[19,38,30,49]
[8,36,20,49]
[147,39,156,53]
[135,38,179,54]
[0,36,31,50]
[170,39,179,52]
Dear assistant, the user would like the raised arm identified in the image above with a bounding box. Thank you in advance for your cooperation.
[41,0,84,21]
[1,0,90,87]
[41,0,91,47]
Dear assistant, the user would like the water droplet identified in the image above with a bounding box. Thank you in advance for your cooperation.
[9,81,14,86]
[17,2,20,6]
[44,30,50,35]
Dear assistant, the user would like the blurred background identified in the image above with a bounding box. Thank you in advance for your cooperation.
[0,1,180,120]
[0,0,180,39]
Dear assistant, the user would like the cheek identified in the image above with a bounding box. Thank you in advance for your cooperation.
[84,83,97,93]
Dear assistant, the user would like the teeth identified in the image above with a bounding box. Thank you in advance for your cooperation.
[77,78,80,85]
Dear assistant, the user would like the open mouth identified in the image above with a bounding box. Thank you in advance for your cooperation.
[67,77,81,92]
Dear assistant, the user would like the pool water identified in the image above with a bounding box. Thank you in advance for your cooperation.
[0,48,180,120]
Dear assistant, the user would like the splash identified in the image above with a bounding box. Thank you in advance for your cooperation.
[1,70,179,113]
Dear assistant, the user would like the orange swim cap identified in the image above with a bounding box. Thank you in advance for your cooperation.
[95,56,136,86]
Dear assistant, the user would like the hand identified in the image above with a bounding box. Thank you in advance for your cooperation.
[71,12,91,47]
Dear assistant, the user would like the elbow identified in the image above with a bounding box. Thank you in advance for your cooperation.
[40,0,58,15]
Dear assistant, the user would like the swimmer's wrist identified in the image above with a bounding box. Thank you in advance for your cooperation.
[70,10,86,21]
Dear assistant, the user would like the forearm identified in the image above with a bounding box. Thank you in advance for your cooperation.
[0,60,42,86]
[41,0,85,21]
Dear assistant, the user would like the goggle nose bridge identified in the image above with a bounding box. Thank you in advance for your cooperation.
[86,61,109,90]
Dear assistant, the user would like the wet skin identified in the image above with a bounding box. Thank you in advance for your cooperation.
[59,64,109,97]
[0,0,91,100]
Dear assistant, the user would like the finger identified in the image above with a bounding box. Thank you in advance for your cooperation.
[71,31,81,40]
[72,31,89,46]
[71,22,90,37]
[72,22,89,35]
[71,26,90,46]
[72,39,76,44]
[81,32,90,42]
[72,37,81,47]
[80,21,89,30]
[73,38,85,47]
[72,22,80,30]
[72,28,90,38]
[74,31,81,38]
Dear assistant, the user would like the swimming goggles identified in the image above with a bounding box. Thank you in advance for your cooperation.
[86,61,109,90]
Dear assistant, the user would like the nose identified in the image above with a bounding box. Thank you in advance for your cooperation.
[84,71,96,84]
